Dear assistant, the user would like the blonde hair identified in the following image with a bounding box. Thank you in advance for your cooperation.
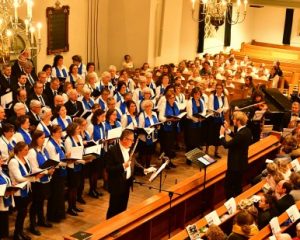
[233,111,248,125]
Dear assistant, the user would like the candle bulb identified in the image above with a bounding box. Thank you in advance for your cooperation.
[30,26,35,44]
[6,30,12,49]
[37,22,42,40]
[191,0,195,10]
[27,0,33,20]
[24,19,29,35]
[13,0,18,23]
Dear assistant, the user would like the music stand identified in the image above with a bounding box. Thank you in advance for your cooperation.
[149,159,169,192]
[197,154,217,191]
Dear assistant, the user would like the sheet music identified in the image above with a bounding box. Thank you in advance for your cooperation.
[269,217,281,235]
[224,197,236,215]
[107,127,122,140]
[84,144,101,155]
[291,159,300,172]
[286,205,300,223]
[253,110,266,121]
[0,91,13,108]
[0,184,6,196]
[71,146,84,159]
[205,210,221,226]
[149,160,169,182]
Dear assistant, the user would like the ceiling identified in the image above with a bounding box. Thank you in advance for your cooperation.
[250,0,300,8]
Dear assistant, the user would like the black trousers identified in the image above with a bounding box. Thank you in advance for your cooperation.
[14,196,31,234]
[224,170,244,200]
[106,181,130,219]
[0,211,9,238]
[29,182,50,226]
[47,171,66,222]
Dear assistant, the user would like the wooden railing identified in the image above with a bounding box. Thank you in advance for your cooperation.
[251,40,300,52]
[64,135,280,240]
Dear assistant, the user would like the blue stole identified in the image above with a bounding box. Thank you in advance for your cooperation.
[144,112,158,146]
[164,102,180,132]
[35,149,50,183]
[114,92,123,103]
[82,98,94,110]
[3,137,15,151]
[0,172,12,207]
[55,67,67,78]
[84,131,91,141]
[126,115,138,127]
[40,122,51,138]
[18,160,31,197]
[213,95,225,124]
[69,74,75,84]
[69,137,82,172]
[56,116,71,131]
[160,86,165,95]
[49,138,67,176]
[149,83,155,91]
[93,124,105,141]
[78,64,83,75]
[18,128,32,144]
[119,101,127,114]
[138,90,143,101]
[98,98,106,111]
[105,121,121,133]
[191,98,203,128]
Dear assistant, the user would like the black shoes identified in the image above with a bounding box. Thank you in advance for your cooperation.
[168,162,177,168]
[67,208,78,216]
[94,190,103,197]
[14,233,31,240]
[77,197,86,204]
[73,207,84,212]
[29,226,41,236]
[37,221,53,228]
[214,154,221,159]
[88,191,99,198]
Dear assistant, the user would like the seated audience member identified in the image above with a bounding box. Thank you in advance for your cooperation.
[290,172,300,202]
[256,193,278,230]
[280,101,300,130]
[276,135,297,161]
[275,180,295,214]
[276,233,292,240]
[264,162,284,191]
[206,224,227,240]
[293,222,300,240]
[276,158,292,180]
[227,210,259,240]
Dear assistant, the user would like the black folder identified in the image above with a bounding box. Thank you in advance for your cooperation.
[40,159,60,169]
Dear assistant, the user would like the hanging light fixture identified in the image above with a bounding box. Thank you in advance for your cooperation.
[191,0,248,30]
[0,0,42,63]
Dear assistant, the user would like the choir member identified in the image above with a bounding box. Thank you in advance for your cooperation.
[64,123,85,216]
[72,55,87,78]
[99,71,115,96]
[186,87,206,163]
[159,91,181,167]
[14,115,32,145]
[138,100,159,168]
[81,88,95,111]
[121,100,139,129]
[52,105,72,138]
[51,55,68,81]
[45,125,67,223]
[206,83,229,158]
[0,157,14,240]
[0,123,16,164]
[28,130,54,236]
[9,142,42,240]
[84,72,101,98]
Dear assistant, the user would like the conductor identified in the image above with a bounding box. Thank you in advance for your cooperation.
[219,111,252,199]
[105,129,135,219]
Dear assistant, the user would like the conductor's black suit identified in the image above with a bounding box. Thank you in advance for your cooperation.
[105,143,133,219]
[220,126,252,199]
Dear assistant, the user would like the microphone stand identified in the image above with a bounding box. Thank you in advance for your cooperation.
[133,180,182,238]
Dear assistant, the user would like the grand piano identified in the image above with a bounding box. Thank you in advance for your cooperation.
[230,88,292,131]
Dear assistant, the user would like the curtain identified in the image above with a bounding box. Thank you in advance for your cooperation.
[87,0,101,70]
[224,5,232,47]
[197,4,205,53]
[282,8,294,45]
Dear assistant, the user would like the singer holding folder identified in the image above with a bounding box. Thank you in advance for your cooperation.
[105,129,134,219]
[0,158,14,240]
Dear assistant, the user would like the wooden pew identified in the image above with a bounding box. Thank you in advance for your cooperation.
[240,43,300,62]
[170,179,267,240]
[251,40,300,52]
[250,201,300,240]
[64,135,280,240]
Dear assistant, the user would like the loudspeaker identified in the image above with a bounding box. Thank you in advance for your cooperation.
[282,8,294,45]
[197,4,205,53]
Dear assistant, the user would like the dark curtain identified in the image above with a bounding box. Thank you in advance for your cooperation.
[282,8,294,45]
[197,4,205,53]
[224,5,232,47]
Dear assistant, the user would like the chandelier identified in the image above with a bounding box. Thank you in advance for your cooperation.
[191,0,248,30]
[0,0,42,63]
